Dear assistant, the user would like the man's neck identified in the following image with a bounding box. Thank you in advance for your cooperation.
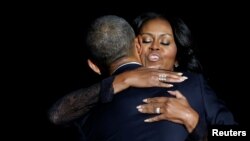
[109,57,140,75]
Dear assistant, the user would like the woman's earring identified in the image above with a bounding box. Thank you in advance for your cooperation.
[174,63,179,68]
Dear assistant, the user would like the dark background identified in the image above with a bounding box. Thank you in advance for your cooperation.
[17,1,249,140]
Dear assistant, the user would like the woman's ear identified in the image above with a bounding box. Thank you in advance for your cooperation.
[87,59,101,75]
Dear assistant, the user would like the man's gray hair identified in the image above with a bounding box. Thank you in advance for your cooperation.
[86,15,135,70]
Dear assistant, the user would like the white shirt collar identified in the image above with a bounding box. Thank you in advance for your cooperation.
[111,62,141,75]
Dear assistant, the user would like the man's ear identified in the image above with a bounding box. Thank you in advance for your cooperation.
[135,37,142,55]
[87,59,101,75]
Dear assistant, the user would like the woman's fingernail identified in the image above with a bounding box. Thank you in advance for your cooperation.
[143,99,147,102]
[138,108,143,112]
[182,76,188,80]
[136,105,142,109]
[177,72,183,76]
[144,119,150,122]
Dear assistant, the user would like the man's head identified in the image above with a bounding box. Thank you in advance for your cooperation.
[86,15,139,75]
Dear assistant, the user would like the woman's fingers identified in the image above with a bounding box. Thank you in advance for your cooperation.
[137,95,189,123]
[128,67,188,88]
[144,115,182,124]
[168,90,186,99]
[137,102,165,114]
[143,90,186,103]
[143,96,169,103]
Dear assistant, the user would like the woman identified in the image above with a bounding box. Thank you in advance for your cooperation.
[132,12,202,132]
[49,12,236,140]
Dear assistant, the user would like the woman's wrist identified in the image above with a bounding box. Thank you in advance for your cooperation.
[112,72,131,94]
[184,108,199,133]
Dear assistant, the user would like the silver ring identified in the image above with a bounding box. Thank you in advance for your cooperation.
[158,74,167,81]
[155,107,160,114]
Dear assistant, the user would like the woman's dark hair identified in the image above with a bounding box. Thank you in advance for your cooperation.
[132,12,202,73]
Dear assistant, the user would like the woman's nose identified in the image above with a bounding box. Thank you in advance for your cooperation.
[149,42,160,51]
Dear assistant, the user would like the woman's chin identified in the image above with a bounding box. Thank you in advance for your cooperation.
[146,65,173,71]
[146,65,161,69]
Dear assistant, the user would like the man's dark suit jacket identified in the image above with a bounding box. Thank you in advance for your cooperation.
[82,63,235,141]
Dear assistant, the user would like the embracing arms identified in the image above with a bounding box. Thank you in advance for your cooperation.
[48,67,186,124]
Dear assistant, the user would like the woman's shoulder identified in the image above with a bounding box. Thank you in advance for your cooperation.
[182,72,209,86]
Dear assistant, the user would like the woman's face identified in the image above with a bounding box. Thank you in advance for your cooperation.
[138,18,177,70]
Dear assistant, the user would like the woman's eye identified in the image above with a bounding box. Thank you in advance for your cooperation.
[142,40,151,43]
[161,42,170,45]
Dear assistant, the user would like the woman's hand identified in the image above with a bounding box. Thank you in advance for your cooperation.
[113,67,188,93]
[136,90,199,133]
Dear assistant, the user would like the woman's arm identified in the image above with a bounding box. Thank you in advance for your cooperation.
[136,90,199,133]
[112,67,186,94]
[136,90,207,141]
[48,83,101,125]
[48,67,186,125]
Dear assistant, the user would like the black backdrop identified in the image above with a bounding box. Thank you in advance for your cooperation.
[22,1,249,140]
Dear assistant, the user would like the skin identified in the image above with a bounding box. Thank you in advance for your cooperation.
[136,18,199,133]
[138,18,177,70]
[112,67,187,94]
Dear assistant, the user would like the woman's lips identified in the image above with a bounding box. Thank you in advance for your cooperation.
[148,53,160,62]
